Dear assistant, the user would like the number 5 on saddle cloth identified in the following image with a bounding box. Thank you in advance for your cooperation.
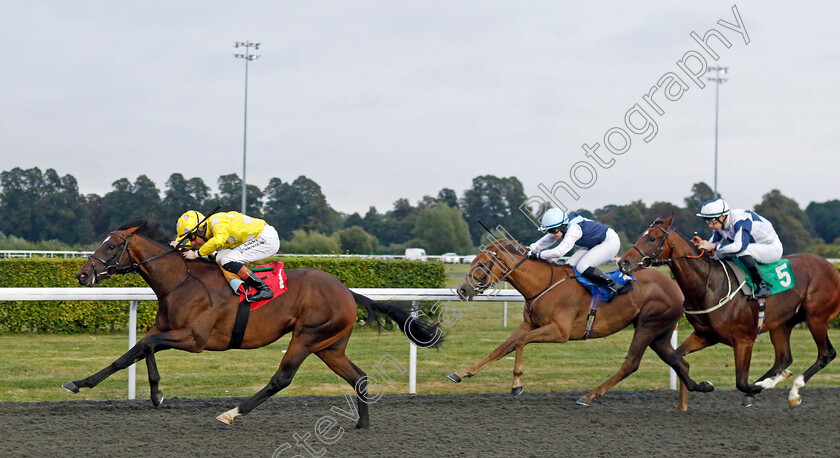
[728,257,796,297]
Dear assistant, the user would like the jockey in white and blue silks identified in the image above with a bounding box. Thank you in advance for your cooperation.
[694,197,783,298]
[528,208,622,300]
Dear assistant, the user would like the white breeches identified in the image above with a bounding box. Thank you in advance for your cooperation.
[738,239,783,264]
[567,229,620,271]
[215,225,281,266]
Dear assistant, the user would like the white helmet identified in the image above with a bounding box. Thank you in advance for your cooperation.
[538,208,569,231]
[696,198,730,218]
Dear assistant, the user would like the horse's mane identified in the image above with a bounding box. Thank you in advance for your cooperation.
[489,238,528,255]
[117,218,170,245]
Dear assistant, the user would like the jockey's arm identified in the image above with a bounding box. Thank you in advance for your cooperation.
[529,233,556,253]
[716,220,752,256]
[197,224,230,257]
[536,224,582,260]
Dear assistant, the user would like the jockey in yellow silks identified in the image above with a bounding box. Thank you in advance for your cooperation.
[171,210,280,302]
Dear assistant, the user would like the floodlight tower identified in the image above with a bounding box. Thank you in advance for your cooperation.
[234,41,260,213]
[707,66,728,198]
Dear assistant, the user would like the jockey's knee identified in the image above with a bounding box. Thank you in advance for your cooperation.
[222,261,244,274]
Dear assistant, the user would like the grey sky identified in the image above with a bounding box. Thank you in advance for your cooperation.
[2,1,837,217]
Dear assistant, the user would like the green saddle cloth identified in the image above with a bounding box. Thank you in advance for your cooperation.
[730,257,796,295]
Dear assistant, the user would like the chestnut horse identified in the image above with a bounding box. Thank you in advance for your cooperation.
[618,216,840,407]
[448,238,712,409]
[66,219,443,427]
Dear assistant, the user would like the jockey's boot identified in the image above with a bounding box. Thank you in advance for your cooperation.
[740,255,771,299]
[581,266,619,302]
[237,265,274,302]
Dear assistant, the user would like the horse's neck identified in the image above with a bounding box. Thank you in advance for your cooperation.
[667,235,727,303]
[131,240,189,296]
[507,259,561,298]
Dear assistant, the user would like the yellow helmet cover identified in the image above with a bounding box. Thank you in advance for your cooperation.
[175,210,209,243]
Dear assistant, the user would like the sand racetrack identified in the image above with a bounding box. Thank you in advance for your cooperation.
[2,388,838,457]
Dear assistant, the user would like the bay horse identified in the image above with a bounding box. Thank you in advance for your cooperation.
[448,238,713,410]
[66,218,443,427]
[618,215,840,407]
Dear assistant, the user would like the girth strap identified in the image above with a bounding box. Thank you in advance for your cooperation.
[228,301,251,349]
[756,298,766,335]
[582,296,600,340]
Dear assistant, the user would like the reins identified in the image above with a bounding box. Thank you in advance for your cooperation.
[87,231,181,281]
[631,222,740,315]
[470,244,574,303]
[628,223,708,268]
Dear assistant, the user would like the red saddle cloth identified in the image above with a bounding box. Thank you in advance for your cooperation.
[237,261,288,311]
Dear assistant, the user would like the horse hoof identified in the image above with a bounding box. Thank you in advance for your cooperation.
[447,373,462,383]
[576,396,592,407]
[700,381,715,393]
[782,370,793,380]
[152,393,164,408]
[741,396,754,407]
[511,386,524,396]
[216,413,234,425]
[789,397,801,408]
[61,381,79,394]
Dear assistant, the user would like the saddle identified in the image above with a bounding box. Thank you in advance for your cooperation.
[236,261,288,310]
[227,261,288,350]
[573,268,635,302]
[725,258,796,298]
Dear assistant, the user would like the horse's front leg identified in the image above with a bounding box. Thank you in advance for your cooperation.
[62,328,163,394]
[665,331,716,393]
[140,329,204,407]
[733,338,763,406]
[511,323,566,396]
[447,321,533,384]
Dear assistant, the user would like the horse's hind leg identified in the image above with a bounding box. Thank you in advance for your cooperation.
[578,328,656,407]
[217,338,311,425]
[755,323,794,389]
[316,344,370,429]
[789,319,837,408]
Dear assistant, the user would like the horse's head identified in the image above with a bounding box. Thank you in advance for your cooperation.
[76,218,170,287]
[618,215,675,275]
[457,239,528,300]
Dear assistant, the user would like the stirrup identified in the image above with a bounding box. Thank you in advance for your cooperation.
[245,288,273,302]
[753,282,771,299]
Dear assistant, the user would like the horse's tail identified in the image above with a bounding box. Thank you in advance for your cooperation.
[351,291,444,349]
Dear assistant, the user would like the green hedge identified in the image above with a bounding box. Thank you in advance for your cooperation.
[0,257,445,333]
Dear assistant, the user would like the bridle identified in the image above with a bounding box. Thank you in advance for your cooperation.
[87,231,179,281]
[628,223,673,268]
[466,248,528,292]
[466,245,573,302]
[628,222,708,269]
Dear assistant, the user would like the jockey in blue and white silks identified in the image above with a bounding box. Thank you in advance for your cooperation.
[694,198,783,298]
[528,208,621,300]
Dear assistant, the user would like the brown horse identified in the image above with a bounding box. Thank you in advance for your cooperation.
[618,215,840,407]
[66,219,443,427]
[448,238,712,409]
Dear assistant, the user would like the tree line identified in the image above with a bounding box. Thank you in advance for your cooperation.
[1,167,839,256]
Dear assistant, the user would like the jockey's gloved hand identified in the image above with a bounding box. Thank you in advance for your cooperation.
[528,250,540,260]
